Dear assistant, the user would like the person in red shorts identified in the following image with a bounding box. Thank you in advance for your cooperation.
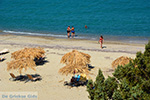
[99,35,104,49]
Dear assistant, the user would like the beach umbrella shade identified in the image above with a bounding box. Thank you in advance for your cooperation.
[7,58,36,74]
[59,50,91,75]
[59,65,90,76]
[112,56,133,70]
[60,49,91,67]
[11,47,45,60]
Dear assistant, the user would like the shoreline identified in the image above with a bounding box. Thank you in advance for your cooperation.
[0,30,149,45]
[0,34,146,57]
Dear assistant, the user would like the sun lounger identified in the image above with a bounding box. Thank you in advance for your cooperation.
[0,49,9,55]
[10,73,16,79]
[0,57,5,61]
[26,74,41,82]
[9,73,27,81]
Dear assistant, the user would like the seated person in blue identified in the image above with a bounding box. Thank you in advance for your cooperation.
[75,74,80,82]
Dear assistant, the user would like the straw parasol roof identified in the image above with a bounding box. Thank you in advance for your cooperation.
[11,47,45,60]
[7,47,45,74]
[59,65,89,76]
[112,56,133,70]
[60,49,91,67]
[59,50,91,75]
[7,58,36,74]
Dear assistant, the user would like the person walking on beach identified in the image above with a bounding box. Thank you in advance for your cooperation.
[99,35,104,48]
[71,26,75,38]
[67,26,71,38]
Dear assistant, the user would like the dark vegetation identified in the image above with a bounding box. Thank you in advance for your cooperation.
[87,41,150,100]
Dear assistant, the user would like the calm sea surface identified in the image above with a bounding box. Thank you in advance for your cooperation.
[0,0,150,43]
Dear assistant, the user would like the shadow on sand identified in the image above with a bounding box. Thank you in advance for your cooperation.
[34,57,49,66]
[9,73,42,83]
[88,64,95,71]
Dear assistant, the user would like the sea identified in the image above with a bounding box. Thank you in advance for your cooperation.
[0,0,150,44]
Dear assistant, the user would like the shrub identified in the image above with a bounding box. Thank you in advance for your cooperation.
[87,41,150,100]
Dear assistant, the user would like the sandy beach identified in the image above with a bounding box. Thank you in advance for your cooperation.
[0,34,146,100]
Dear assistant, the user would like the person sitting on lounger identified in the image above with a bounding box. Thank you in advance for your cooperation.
[80,73,87,81]
[74,74,81,82]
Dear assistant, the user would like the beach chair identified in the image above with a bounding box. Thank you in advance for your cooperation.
[9,73,27,81]
[10,73,16,80]
[0,49,9,55]
[26,74,41,82]
[0,57,5,61]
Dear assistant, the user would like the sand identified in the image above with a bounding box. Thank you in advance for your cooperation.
[0,34,145,100]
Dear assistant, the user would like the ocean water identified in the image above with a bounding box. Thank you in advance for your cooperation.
[0,0,150,43]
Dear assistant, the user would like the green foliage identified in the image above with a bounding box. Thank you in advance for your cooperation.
[95,69,105,85]
[87,79,95,100]
[112,90,123,100]
[87,41,150,100]
[104,76,118,99]
[93,69,107,100]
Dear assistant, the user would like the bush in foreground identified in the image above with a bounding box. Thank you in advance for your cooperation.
[87,41,150,100]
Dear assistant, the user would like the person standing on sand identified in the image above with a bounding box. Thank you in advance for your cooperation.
[67,26,71,38]
[71,26,75,38]
[99,35,104,48]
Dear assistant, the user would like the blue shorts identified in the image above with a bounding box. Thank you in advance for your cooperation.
[71,31,75,33]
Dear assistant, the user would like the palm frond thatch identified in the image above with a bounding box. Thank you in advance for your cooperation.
[7,58,36,74]
[11,47,45,60]
[112,56,133,70]
[60,50,91,66]
[59,65,89,76]
[7,47,45,74]
[59,50,91,76]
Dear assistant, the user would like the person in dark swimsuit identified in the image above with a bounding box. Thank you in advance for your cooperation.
[67,26,71,38]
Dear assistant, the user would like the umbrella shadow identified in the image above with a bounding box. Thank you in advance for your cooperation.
[34,57,49,65]
[36,60,49,65]
[87,64,95,71]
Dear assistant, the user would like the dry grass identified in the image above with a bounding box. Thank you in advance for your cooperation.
[112,56,133,70]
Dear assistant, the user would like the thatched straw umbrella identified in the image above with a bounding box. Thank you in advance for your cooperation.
[7,47,45,74]
[60,50,91,67]
[112,56,133,70]
[11,47,45,60]
[59,65,89,76]
[7,58,36,74]
[59,50,91,76]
